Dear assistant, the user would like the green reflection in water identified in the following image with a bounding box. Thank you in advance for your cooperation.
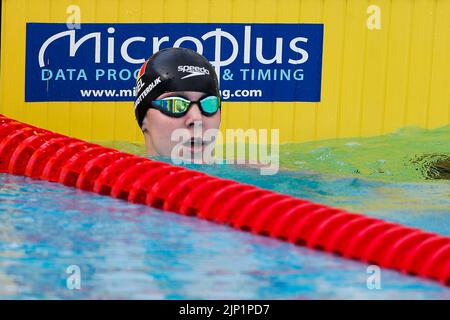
[95,125,449,183]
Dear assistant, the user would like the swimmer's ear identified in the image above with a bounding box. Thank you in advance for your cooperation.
[141,117,149,134]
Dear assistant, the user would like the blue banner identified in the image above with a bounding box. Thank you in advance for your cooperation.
[25,23,323,102]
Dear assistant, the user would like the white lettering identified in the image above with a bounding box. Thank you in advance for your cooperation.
[37,25,316,80]
[288,37,309,64]
[121,37,146,64]
[201,28,239,79]
[173,36,204,54]
[256,37,283,64]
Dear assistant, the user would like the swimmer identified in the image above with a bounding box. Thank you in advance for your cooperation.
[134,47,221,162]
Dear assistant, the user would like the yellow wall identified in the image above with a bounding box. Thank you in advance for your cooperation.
[1,0,449,143]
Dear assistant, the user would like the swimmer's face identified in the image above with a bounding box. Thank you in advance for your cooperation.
[142,91,221,158]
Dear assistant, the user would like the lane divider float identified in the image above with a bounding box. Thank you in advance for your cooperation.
[0,114,449,286]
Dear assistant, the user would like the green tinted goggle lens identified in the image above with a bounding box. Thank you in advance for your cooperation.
[152,96,220,117]
[199,96,220,114]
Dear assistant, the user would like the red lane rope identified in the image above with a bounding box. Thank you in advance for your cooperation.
[1,114,449,286]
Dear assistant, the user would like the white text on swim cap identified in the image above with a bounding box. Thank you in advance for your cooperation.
[178,65,210,79]
[134,76,161,109]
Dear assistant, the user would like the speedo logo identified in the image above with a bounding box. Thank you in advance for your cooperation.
[177,65,210,79]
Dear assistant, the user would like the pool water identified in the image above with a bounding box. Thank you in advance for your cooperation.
[102,124,450,183]
[280,125,450,182]
[0,165,449,299]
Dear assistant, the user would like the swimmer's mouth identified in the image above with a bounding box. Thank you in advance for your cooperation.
[182,138,212,148]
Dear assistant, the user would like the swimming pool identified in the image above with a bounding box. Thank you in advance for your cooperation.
[1,162,449,299]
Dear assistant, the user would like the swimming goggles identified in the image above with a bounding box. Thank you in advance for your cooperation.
[150,96,221,118]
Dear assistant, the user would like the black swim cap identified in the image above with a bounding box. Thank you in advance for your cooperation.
[134,47,220,128]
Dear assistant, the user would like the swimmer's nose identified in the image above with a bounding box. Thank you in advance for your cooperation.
[184,103,203,128]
